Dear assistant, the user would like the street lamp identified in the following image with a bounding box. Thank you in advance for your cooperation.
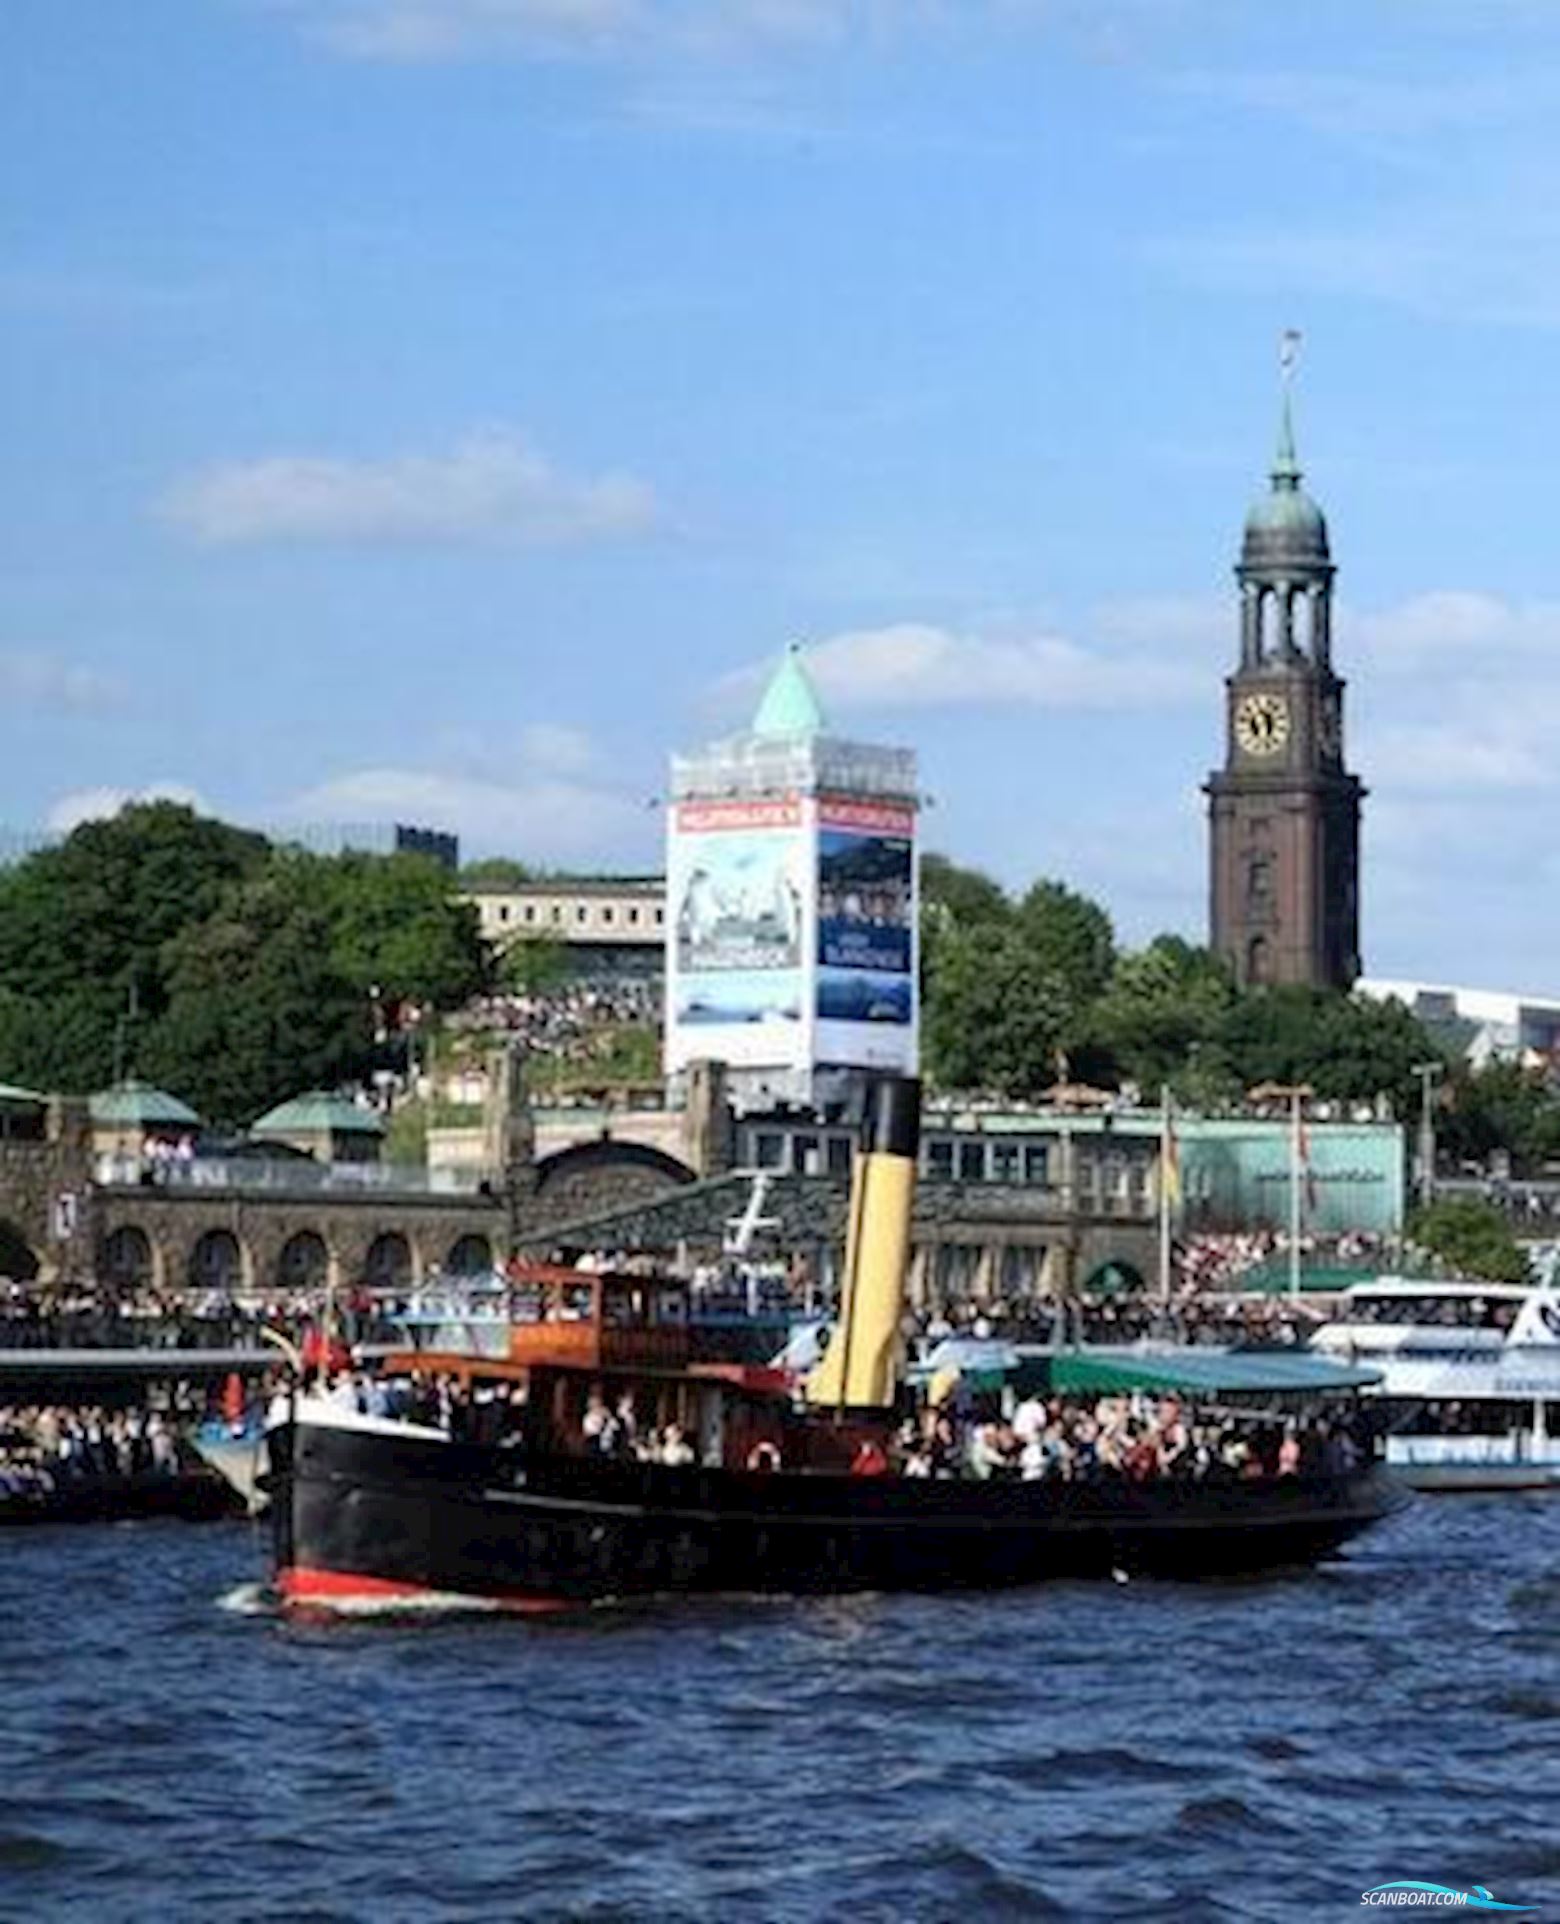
[1412,1061,1444,1212]
[1247,1082,1313,1298]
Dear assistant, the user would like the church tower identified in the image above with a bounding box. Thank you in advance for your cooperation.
[1206,364,1363,990]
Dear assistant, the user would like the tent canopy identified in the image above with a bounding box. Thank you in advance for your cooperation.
[1047,1348,1381,1398]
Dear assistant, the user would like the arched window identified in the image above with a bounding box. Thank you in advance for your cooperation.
[101,1224,153,1290]
[446,1234,493,1277]
[277,1231,328,1291]
[190,1228,243,1292]
[1247,936,1272,987]
[364,1232,413,1290]
[0,1220,40,1283]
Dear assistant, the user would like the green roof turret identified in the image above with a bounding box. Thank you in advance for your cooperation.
[751,644,827,741]
[1242,369,1329,570]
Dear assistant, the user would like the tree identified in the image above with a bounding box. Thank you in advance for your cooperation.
[1439,1062,1560,1173]
[142,873,373,1127]
[278,851,490,1012]
[1408,1198,1531,1284]
[461,857,533,888]
[0,803,270,1092]
[1015,879,1116,1008]
[922,924,1071,1097]
[1087,936,1238,1097]
[500,935,570,996]
[919,854,1011,929]
[1214,987,1442,1114]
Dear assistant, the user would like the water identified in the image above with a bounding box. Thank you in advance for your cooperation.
[1,1499,1557,1923]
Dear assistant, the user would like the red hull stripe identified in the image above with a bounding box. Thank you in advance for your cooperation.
[277,1565,568,1614]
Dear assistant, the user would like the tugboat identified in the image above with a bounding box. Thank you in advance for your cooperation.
[266,1077,1405,1613]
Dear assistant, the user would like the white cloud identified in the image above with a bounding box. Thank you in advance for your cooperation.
[1353,590,1560,664]
[794,619,1206,714]
[159,430,661,549]
[46,783,208,834]
[0,650,122,714]
[1363,721,1551,794]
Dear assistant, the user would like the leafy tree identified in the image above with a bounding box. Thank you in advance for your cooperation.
[461,857,533,888]
[500,935,570,996]
[1015,879,1116,1008]
[1439,1062,1560,1173]
[0,803,270,1091]
[1408,1198,1531,1284]
[141,873,373,1127]
[919,854,1011,929]
[1087,936,1238,1097]
[277,851,490,1011]
[1214,987,1441,1114]
[922,924,1071,1097]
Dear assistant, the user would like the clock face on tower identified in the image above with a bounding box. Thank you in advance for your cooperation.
[1235,691,1291,757]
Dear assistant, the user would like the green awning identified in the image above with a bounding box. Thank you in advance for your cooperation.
[1047,1348,1381,1397]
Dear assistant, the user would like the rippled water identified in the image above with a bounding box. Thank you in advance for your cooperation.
[1,1499,1557,1922]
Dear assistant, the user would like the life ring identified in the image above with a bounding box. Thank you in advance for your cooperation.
[746,1440,782,1472]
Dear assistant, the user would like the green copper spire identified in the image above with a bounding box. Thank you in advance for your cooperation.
[1272,388,1301,488]
[752,643,827,740]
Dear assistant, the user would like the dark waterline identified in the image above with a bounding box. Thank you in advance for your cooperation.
[1,1499,1557,1923]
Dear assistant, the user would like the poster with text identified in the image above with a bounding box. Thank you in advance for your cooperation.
[813,797,918,1072]
[666,796,809,1071]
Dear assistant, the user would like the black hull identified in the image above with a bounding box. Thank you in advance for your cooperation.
[271,1421,1407,1610]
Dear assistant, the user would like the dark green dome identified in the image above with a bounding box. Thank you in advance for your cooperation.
[1241,394,1330,568]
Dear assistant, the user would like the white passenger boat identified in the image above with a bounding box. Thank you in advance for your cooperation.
[1313,1278,1560,1490]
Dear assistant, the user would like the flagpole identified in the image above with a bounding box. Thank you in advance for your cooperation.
[1289,1087,1302,1301]
[1159,1083,1173,1315]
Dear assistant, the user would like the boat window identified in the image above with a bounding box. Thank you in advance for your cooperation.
[749,1131,781,1169]
[1347,1293,1516,1330]
[925,1139,954,1180]
[791,1134,819,1174]
[1024,1144,1050,1186]
[508,1284,544,1324]
[654,1289,688,1327]
[826,1136,853,1176]
[957,1141,986,1184]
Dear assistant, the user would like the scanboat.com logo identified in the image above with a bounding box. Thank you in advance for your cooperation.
[1360,1885,1534,1911]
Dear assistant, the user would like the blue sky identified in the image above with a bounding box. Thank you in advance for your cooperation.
[8,0,1560,985]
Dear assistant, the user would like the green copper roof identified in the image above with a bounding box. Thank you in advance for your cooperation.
[251,1092,385,1136]
[1244,387,1329,556]
[90,1078,201,1127]
[752,645,827,740]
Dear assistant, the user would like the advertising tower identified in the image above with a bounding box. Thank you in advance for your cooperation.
[665,647,919,1110]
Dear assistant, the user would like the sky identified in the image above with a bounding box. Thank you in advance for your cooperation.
[8,0,1560,987]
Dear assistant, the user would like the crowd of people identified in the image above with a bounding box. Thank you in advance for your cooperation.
[913,1292,1319,1353]
[0,1393,195,1498]
[0,1280,407,1352]
[894,1390,1361,1484]
[449,980,660,1073]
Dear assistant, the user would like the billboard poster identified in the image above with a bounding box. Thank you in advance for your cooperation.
[814,797,918,1072]
[666,796,809,1071]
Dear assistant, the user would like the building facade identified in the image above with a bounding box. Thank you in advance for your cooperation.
[665,647,919,1109]
[462,876,665,978]
[1206,386,1364,989]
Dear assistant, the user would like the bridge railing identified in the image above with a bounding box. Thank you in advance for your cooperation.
[93,1155,497,1198]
